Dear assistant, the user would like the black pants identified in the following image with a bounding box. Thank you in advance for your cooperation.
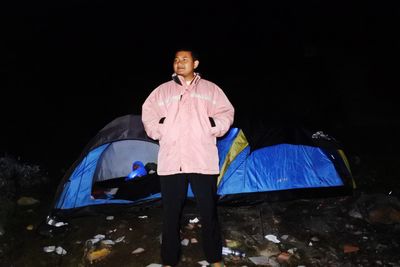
[160,173,222,266]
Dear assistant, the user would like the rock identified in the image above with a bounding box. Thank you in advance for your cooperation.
[343,244,360,253]
[17,196,39,206]
[368,206,400,224]
[257,242,281,258]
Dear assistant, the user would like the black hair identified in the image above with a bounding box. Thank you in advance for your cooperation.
[174,46,200,61]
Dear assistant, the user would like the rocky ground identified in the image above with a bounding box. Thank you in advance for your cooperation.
[1,153,400,267]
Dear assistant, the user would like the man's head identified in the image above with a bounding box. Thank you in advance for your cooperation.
[173,48,199,81]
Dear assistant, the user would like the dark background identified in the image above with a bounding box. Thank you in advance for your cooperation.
[1,0,398,175]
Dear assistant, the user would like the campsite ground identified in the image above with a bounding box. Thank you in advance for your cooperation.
[1,152,400,267]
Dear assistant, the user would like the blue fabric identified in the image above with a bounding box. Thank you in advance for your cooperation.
[55,129,346,211]
[56,144,138,209]
[126,161,148,180]
[217,128,239,169]
[244,144,343,192]
[217,146,250,195]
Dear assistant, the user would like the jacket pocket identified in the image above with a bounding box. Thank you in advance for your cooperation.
[208,117,216,127]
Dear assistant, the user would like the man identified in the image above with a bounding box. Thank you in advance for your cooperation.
[142,47,234,267]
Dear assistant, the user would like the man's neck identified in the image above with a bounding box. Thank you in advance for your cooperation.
[184,74,196,85]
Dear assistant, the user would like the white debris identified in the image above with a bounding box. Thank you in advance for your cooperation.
[249,256,278,266]
[265,234,280,243]
[115,236,125,243]
[132,247,145,254]
[311,236,320,242]
[280,234,289,240]
[181,238,189,246]
[198,260,209,266]
[106,216,114,220]
[101,240,115,246]
[43,246,56,253]
[189,217,200,224]
[55,221,68,227]
[94,234,105,240]
[55,246,67,255]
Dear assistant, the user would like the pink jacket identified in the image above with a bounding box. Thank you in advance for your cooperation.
[142,73,234,175]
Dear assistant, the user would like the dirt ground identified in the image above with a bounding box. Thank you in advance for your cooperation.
[1,153,400,267]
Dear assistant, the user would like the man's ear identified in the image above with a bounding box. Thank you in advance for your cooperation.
[194,60,199,69]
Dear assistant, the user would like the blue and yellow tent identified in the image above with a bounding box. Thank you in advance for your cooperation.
[216,124,355,203]
[48,115,354,220]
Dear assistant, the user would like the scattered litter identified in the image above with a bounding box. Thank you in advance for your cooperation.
[46,215,68,227]
[88,234,106,244]
[17,196,40,206]
[311,236,319,242]
[280,234,289,240]
[145,264,162,267]
[265,234,280,243]
[139,215,148,219]
[191,238,198,244]
[94,234,105,240]
[181,238,189,246]
[225,239,239,248]
[43,245,66,256]
[348,209,363,219]
[189,217,200,224]
[222,246,246,257]
[158,234,162,244]
[55,246,67,255]
[26,224,34,231]
[132,247,145,254]
[101,239,115,246]
[43,246,56,253]
[54,221,68,227]
[249,256,276,266]
[198,260,209,266]
[114,236,125,243]
[106,216,114,220]
[86,248,111,263]
[312,131,333,141]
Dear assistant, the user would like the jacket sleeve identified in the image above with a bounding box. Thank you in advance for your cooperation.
[142,88,164,140]
[209,86,235,137]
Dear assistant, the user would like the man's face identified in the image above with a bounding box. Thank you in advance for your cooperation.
[173,51,199,79]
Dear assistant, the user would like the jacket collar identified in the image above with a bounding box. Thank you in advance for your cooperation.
[172,73,201,86]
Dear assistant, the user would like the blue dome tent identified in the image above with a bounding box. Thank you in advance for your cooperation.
[46,114,355,223]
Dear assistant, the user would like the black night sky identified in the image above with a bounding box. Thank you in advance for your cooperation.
[1,0,399,174]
